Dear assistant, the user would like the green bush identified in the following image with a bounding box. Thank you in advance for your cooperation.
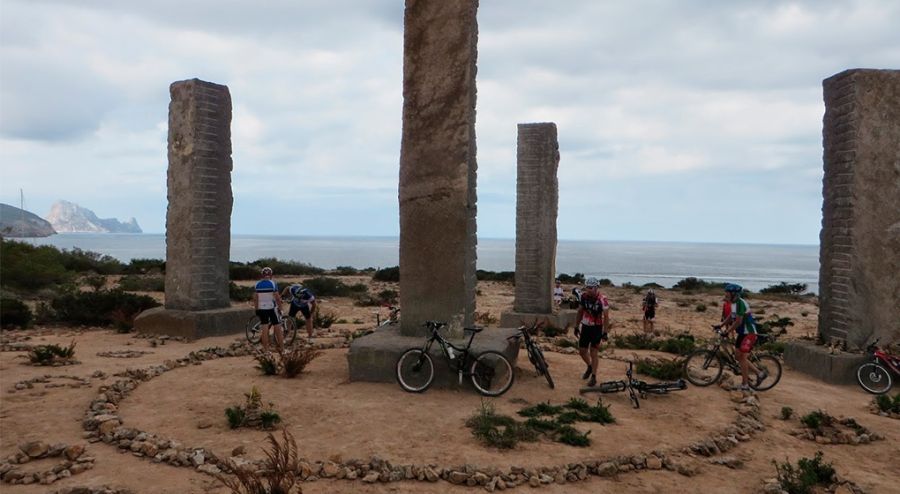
[597,278,614,287]
[256,354,279,376]
[773,451,835,494]
[301,277,366,297]
[331,266,359,275]
[695,303,707,312]
[761,282,807,295]
[123,258,165,274]
[313,310,336,329]
[118,275,165,292]
[656,334,696,355]
[673,277,723,291]
[372,266,399,282]
[1,297,32,328]
[466,402,536,449]
[476,270,515,282]
[259,410,282,430]
[875,394,900,414]
[28,341,77,364]
[50,289,160,328]
[781,406,794,420]
[58,247,124,274]
[225,406,246,429]
[0,240,72,290]
[635,357,684,380]
[517,402,563,418]
[229,282,254,301]
[377,289,398,305]
[556,425,591,447]
[557,273,584,284]
[800,410,833,432]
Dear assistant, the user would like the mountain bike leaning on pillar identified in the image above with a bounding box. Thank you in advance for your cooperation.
[507,321,554,389]
[856,338,899,394]
[683,325,782,390]
[396,321,515,397]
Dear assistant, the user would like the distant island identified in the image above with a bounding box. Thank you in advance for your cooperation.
[46,200,142,234]
[0,203,57,237]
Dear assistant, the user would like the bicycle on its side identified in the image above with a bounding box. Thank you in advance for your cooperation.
[375,305,401,328]
[856,338,899,394]
[683,325,782,391]
[580,361,687,409]
[246,303,298,347]
[507,321,554,389]
[396,321,515,397]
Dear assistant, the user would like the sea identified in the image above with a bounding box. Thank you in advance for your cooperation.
[18,234,820,294]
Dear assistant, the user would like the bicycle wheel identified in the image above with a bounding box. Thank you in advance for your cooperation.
[396,349,435,393]
[534,346,555,389]
[596,380,626,393]
[856,362,893,394]
[749,354,782,391]
[628,385,640,409]
[282,317,298,347]
[246,315,262,344]
[470,351,515,396]
[683,350,724,386]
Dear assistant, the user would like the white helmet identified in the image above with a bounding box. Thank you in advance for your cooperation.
[585,277,600,288]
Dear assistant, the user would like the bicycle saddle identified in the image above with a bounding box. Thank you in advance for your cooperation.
[464,326,484,333]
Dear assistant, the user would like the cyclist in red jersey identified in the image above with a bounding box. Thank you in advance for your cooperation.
[575,277,611,387]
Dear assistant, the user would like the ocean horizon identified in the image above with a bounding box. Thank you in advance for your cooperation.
[19,233,820,294]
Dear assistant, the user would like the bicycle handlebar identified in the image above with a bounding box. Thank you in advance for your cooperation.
[423,321,447,330]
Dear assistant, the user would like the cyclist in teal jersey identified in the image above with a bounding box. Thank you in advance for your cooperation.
[722,283,767,391]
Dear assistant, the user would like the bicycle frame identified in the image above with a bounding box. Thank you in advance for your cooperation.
[419,323,480,381]
[582,362,686,408]
[868,339,900,375]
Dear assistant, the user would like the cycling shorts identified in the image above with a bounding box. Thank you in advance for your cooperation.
[256,309,281,326]
[288,304,311,319]
[644,308,655,321]
[578,325,606,349]
[735,333,758,353]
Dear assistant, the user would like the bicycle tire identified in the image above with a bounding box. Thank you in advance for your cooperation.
[534,346,555,389]
[282,316,298,347]
[683,350,724,386]
[749,354,782,391]
[596,380,627,393]
[470,350,515,397]
[628,385,640,409]
[856,362,893,394]
[246,315,262,344]
[396,349,435,393]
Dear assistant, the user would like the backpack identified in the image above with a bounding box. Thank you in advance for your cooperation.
[645,292,657,307]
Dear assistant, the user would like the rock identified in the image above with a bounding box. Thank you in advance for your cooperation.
[98,420,121,436]
[190,450,205,466]
[449,471,469,484]
[473,472,490,485]
[321,462,340,478]
[196,420,213,429]
[833,484,854,494]
[64,445,85,461]
[424,467,439,482]
[19,441,49,458]
[598,462,618,477]
[362,471,380,483]
[647,456,663,470]
[231,446,246,456]
[529,476,540,487]
[197,464,221,475]
[711,456,743,469]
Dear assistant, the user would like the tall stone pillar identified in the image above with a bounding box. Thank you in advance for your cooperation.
[513,123,559,314]
[134,78,252,340]
[165,79,233,311]
[818,69,900,349]
[399,0,479,336]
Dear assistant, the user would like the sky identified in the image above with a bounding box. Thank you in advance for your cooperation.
[1,0,898,244]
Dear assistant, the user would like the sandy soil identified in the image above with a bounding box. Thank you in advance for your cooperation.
[1,280,897,494]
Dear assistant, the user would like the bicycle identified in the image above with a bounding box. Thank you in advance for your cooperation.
[507,322,554,389]
[683,325,782,391]
[856,338,899,394]
[580,361,687,409]
[375,305,400,327]
[395,321,515,396]
[246,304,298,347]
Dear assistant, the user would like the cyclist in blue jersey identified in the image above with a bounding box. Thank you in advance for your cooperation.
[282,283,317,338]
[254,267,283,352]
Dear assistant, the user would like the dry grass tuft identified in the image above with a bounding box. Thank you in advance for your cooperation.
[218,429,301,494]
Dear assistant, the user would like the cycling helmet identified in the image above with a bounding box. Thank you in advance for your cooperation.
[724,283,743,293]
[261,266,273,276]
[289,284,304,297]
[585,277,600,288]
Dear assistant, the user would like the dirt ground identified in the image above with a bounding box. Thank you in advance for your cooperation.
[1,281,897,494]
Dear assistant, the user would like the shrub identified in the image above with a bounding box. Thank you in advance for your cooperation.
[229,282,254,302]
[781,406,794,420]
[228,263,260,281]
[800,410,833,432]
[642,282,664,289]
[372,266,399,282]
[1,297,32,328]
[555,338,577,349]
[332,265,359,275]
[556,425,591,447]
[28,340,77,364]
[123,258,165,274]
[875,394,900,414]
[256,257,324,276]
[517,402,563,418]
[476,270,515,282]
[557,273,584,284]
[118,275,165,292]
[761,282,807,295]
[225,407,246,429]
[313,310,336,329]
[58,247,124,274]
[301,277,366,297]
[82,274,106,292]
[280,347,322,378]
[0,239,71,290]
[695,303,707,312]
[597,278,614,287]
[50,289,160,327]
[612,333,657,351]
[758,315,794,335]
[773,451,835,494]
[524,417,560,432]
[635,357,684,380]
[377,289,398,305]
[256,354,279,376]
[673,277,722,291]
[259,411,282,430]
[466,401,536,449]
[656,334,696,355]
[217,429,300,494]
[759,340,786,356]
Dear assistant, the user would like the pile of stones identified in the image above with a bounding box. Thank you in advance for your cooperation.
[96,350,154,358]
[867,398,900,419]
[0,441,93,486]
[789,412,885,445]
[9,374,92,392]
[762,475,869,494]
[50,487,134,494]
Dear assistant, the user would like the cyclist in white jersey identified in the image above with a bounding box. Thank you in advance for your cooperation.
[254,267,283,352]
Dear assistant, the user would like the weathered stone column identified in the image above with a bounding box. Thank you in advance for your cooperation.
[164,79,233,311]
[513,123,559,314]
[399,0,479,336]
[819,69,900,349]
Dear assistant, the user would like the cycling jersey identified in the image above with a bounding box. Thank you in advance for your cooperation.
[288,285,316,307]
[579,293,609,326]
[255,279,279,310]
[729,298,757,335]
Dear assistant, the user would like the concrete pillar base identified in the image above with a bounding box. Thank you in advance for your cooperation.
[784,340,869,385]
[133,306,254,341]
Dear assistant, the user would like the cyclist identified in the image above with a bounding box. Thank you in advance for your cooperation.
[254,267,283,353]
[282,283,317,338]
[721,283,767,391]
[641,289,658,334]
[553,280,564,307]
[575,277,610,387]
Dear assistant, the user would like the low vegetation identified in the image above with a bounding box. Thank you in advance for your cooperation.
[230,258,324,280]
[49,288,160,330]
[28,341,77,365]
[217,429,300,494]
[875,394,900,414]
[225,387,282,430]
[611,332,697,355]
[761,282,808,295]
[1,297,32,328]
[781,406,794,420]
[256,347,322,378]
[372,266,399,282]
[634,356,685,380]
[672,277,724,292]
[772,451,835,494]
[117,275,165,292]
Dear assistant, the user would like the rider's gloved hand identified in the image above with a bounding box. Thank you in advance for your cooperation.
[574,324,581,338]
